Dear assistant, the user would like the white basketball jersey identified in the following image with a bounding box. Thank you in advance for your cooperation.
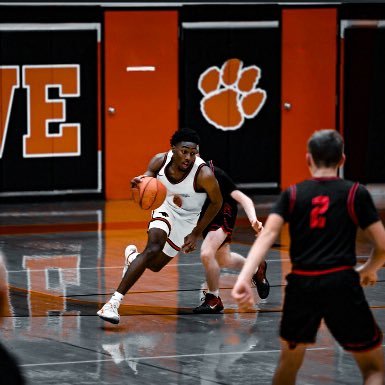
[157,151,207,216]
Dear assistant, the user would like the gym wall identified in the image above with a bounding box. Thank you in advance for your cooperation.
[0,2,383,200]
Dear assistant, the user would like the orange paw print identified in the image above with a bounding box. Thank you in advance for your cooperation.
[198,58,267,131]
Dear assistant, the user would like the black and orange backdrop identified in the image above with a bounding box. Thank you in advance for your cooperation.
[0,27,99,196]
[343,26,385,184]
[0,4,383,199]
[181,24,280,188]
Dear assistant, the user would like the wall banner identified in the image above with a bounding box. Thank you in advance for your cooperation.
[181,22,280,188]
[0,24,100,196]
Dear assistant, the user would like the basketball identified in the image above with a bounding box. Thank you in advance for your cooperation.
[132,176,167,210]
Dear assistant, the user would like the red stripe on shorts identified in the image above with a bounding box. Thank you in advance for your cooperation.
[166,238,180,251]
[291,265,352,276]
[149,217,171,236]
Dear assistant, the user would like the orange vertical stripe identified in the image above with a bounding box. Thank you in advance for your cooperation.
[281,8,338,189]
[104,11,178,200]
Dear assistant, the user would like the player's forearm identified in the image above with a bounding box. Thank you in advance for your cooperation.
[364,248,385,272]
[194,200,222,235]
[238,228,278,281]
[143,170,156,177]
[242,198,258,224]
[232,191,257,224]
[363,221,385,272]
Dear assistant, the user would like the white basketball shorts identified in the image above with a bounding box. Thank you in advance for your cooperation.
[148,203,200,257]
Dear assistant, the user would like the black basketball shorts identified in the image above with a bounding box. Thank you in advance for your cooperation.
[202,202,237,244]
[280,269,383,352]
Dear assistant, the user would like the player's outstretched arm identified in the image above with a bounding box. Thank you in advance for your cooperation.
[230,189,263,234]
[232,213,283,309]
[356,220,385,286]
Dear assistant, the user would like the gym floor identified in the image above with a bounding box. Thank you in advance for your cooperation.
[0,193,384,385]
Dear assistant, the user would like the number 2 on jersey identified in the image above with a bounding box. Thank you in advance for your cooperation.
[310,196,329,228]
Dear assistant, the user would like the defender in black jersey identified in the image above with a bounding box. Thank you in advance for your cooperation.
[194,161,268,314]
[232,130,385,385]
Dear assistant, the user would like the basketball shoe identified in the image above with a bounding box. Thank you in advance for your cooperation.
[193,291,224,314]
[97,299,120,324]
[252,260,270,299]
[122,245,139,278]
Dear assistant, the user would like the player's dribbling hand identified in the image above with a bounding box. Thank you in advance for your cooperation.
[231,280,255,311]
[131,175,146,188]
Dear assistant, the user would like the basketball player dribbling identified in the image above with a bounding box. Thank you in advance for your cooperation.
[97,128,222,324]
[232,130,385,385]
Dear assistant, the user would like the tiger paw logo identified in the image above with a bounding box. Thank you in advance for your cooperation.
[198,58,267,131]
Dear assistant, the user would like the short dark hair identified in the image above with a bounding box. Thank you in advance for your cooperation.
[307,129,344,167]
[170,128,200,146]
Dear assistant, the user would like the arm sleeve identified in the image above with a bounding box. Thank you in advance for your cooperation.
[354,185,380,229]
[270,188,291,222]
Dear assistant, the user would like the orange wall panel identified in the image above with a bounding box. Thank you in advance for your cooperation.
[104,11,178,199]
[281,8,337,189]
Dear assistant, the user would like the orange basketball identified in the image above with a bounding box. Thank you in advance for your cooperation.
[132,176,167,210]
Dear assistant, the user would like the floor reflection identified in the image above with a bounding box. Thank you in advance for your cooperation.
[0,199,383,385]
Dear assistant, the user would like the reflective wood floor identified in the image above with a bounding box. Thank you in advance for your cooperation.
[0,196,384,385]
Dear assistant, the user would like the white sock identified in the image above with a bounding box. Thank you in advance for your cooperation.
[207,290,219,297]
[128,252,139,264]
[111,291,124,304]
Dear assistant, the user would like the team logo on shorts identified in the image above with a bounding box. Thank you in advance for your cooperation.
[198,58,267,131]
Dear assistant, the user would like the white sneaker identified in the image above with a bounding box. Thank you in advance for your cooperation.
[97,300,120,324]
[122,245,138,277]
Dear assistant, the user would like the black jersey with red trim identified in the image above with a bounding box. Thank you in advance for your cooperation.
[200,162,238,220]
[272,177,379,270]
